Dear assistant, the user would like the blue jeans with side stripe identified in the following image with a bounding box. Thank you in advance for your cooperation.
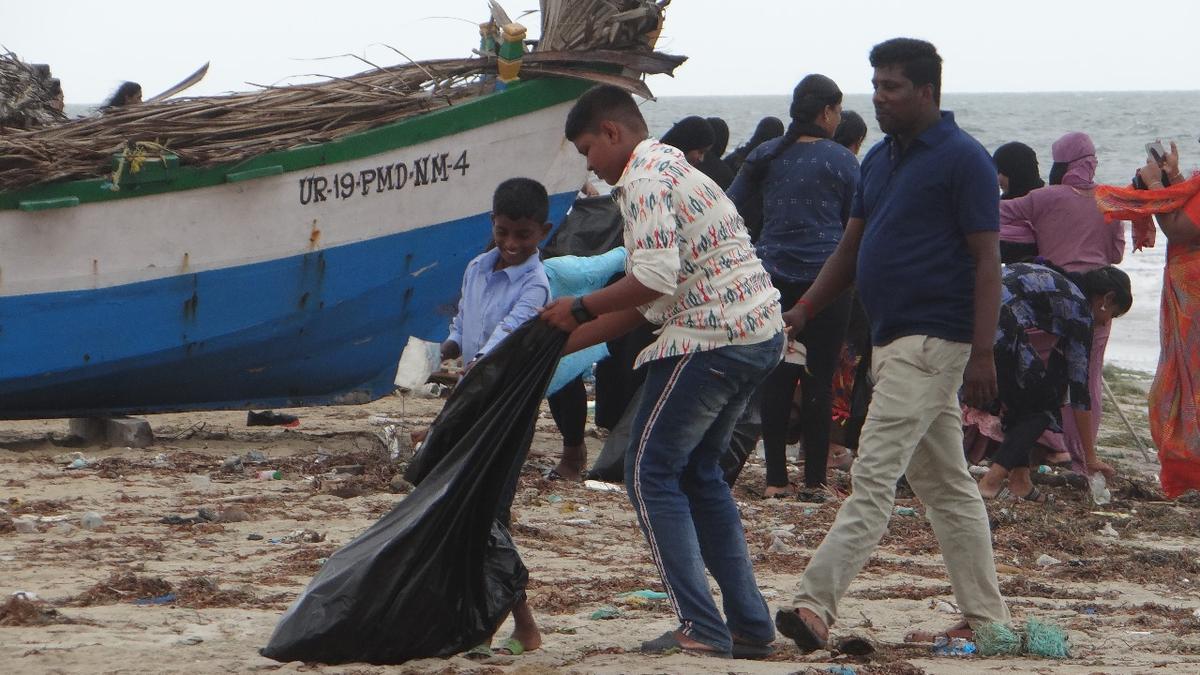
[625,332,784,651]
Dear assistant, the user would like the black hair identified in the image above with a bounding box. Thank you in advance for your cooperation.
[564,84,647,141]
[661,116,715,153]
[493,177,549,224]
[869,38,943,105]
[746,74,842,182]
[706,117,730,157]
[1072,265,1133,316]
[834,110,867,150]
[103,81,142,109]
[1037,260,1133,316]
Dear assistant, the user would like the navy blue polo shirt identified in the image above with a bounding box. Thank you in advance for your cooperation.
[853,111,998,347]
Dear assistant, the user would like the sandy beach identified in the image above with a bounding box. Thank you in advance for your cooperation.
[1,369,1197,675]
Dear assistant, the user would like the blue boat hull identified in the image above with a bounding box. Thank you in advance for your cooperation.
[0,192,575,419]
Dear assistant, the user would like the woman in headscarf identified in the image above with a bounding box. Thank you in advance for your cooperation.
[660,115,714,167]
[696,116,735,189]
[993,142,1046,263]
[727,74,860,499]
[1096,141,1200,497]
[724,116,785,175]
[998,131,1126,473]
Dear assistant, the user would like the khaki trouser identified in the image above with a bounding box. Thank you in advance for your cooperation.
[792,335,1010,628]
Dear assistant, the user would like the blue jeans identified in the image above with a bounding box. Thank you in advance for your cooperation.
[625,332,784,651]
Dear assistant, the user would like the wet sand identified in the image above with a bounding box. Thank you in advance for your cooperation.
[2,371,1198,674]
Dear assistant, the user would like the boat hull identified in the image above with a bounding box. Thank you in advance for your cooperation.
[0,82,588,418]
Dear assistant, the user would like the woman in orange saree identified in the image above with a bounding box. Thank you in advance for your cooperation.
[1095,141,1200,497]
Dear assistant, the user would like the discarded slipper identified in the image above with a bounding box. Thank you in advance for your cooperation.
[775,607,828,653]
[834,635,875,656]
[640,630,731,658]
[493,637,525,656]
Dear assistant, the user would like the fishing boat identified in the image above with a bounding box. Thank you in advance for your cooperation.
[0,1,682,419]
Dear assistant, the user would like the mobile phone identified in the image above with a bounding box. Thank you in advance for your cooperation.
[1147,141,1166,164]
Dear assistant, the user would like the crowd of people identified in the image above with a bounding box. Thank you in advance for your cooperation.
[429,34,1200,660]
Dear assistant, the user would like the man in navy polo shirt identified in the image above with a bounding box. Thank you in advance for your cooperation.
[773,38,1011,650]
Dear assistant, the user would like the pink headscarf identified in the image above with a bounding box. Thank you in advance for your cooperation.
[1051,132,1097,190]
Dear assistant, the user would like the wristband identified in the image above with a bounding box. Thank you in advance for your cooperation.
[570,296,596,324]
[792,298,812,318]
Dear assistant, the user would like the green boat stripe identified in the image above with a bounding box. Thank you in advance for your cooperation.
[0,78,590,211]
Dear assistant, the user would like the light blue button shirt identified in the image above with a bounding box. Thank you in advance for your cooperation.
[446,248,551,359]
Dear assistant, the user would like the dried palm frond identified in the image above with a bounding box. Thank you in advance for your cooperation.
[0,51,67,130]
[538,0,668,52]
[0,1,683,192]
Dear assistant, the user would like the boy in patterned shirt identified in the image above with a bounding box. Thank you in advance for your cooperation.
[541,85,784,659]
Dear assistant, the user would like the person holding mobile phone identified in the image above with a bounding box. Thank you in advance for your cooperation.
[997,131,1125,475]
[1094,141,1200,498]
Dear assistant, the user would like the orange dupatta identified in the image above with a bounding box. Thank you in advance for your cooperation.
[1096,175,1200,498]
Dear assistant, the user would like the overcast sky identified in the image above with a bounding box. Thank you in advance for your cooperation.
[7,0,1198,104]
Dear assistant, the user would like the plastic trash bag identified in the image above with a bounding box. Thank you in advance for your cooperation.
[261,320,566,665]
[541,194,623,259]
[394,336,442,390]
[543,248,627,396]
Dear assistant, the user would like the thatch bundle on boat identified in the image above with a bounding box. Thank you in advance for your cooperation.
[0,51,67,130]
[0,0,682,193]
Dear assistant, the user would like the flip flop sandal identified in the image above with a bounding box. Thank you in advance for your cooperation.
[493,637,525,656]
[1018,486,1055,504]
[983,486,1013,501]
[640,630,731,658]
[730,638,774,660]
[463,643,493,660]
[775,608,828,654]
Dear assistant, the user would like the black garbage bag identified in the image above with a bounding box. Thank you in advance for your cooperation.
[541,194,623,258]
[261,320,566,665]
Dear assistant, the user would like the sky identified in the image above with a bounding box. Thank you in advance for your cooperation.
[5,0,1198,105]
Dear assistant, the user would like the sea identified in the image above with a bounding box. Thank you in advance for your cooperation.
[643,91,1200,375]
[69,92,1199,374]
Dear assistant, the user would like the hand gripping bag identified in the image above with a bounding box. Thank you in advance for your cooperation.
[261,320,565,664]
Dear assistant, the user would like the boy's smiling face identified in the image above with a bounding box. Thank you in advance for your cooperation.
[491,214,548,269]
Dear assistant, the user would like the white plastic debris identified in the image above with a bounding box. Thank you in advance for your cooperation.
[394,336,442,390]
[1036,554,1062,567]
[1098,522,1119,538]
[583,480,623,493]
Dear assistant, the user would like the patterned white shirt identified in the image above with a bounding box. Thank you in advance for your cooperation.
[615,139,783,367]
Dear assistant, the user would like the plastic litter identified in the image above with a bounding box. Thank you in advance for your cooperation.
[1023,617,1070,658]
[67,457,91,470]
[256,470,282,481]
[1036,554,1062,567]
[583,480,623,493]
[80,512,104,530]
[132,593,176,606]
[893,506,918,517]
[974,621,1022,656]
[932,636,976,656]
[590,606,621,620]
[1089,473,1112,505]
[394,336,442,391]
[1036,464,1051,474]
[1098,522,1119,538]
[617,589,668,600]
[14,519,37,534]
[562,518,593,527]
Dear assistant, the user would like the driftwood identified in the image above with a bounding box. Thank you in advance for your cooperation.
[0,0,681,193]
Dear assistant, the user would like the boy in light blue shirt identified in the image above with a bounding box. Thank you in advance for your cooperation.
[442,178,553,367]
